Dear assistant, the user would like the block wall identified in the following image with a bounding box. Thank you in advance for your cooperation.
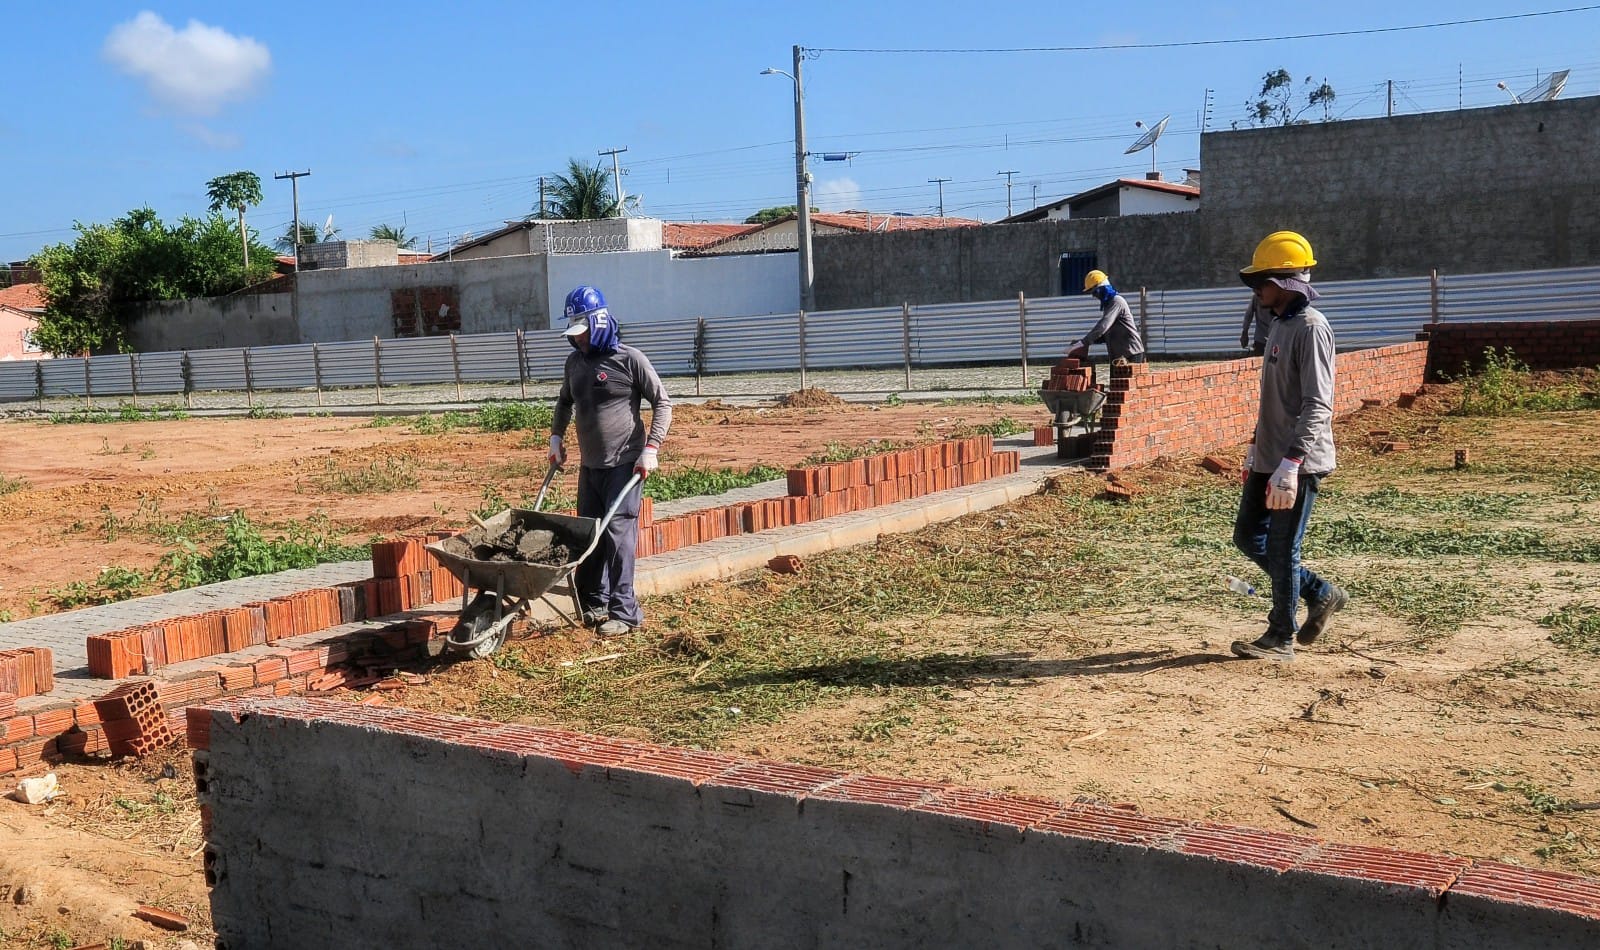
[1092,341,1429,471]
[190,697,1600,950]
[1424,319,1600,380]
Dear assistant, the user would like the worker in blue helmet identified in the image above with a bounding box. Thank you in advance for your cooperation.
[548,285,673,638]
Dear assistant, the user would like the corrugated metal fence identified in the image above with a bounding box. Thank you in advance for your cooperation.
[5,265,1597,404]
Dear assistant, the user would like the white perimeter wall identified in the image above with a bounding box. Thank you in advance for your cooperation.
[547,249,798,326]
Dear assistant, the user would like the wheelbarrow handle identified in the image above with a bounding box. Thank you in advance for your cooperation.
[531,462,562,512]
[572,472,643,566]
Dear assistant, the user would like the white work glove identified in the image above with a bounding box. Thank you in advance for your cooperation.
[548,434,566,468]
[1266,457,1301,510]
[1241,444,1256,485]
[634,444,659,480]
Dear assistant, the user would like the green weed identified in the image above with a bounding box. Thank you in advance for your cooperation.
[0,473,25,495]
[311,457,420,494]
[1541,603,1600,654]
[246,405,288,419]
[644,464,785,503]
[368,414,400,428]
[161,513,367,588]
[48,566,152,609]
[410,410,474,434]
[1455,348,1600,416]
[476,402,552,432]
[802,439,904,465]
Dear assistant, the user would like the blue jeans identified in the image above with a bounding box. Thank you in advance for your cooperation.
[576,463,643,627]
[1233,471,1334,640]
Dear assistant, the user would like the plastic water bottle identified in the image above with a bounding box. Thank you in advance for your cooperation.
[1225,575,1259,596]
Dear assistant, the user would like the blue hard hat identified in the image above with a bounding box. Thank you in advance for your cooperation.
[564,285,607,321]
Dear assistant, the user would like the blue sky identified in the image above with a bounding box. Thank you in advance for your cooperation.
[4,2,1599,263]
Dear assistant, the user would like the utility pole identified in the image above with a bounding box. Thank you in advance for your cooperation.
[928,177,950,217]
[274,170,311,271]
[538,176,546,219]
[1387,79,1394,117]
[598,147,628,215]
[998,170,1019,218]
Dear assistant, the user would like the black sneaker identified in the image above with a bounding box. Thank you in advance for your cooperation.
[580,609,608,628]
[1297,585,1348,645]
[1231,634,1294,662]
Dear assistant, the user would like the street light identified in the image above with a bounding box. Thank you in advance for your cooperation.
[761,46,815,314]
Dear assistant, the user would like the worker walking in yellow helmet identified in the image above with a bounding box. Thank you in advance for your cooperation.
[1066,270,1146,364]
[1230,230,1347,662]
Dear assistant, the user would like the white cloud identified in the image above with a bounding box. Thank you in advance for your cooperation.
[104,12,271,116]
[814,176,864,212]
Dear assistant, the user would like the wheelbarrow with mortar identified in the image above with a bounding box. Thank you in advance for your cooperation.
[425,465,641,659]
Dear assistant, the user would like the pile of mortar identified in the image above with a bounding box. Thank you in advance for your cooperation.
[468,523,575,566]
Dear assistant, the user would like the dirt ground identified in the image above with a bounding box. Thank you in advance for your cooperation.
[2,386,1600,946]
[0,398,1022,621]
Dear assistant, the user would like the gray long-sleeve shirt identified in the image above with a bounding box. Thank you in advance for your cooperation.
[1252,304,1336,475]
[551,343,672,469]
[1078,294,1146,362]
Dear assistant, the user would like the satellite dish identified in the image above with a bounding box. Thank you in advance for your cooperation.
[1124,115,1170,175]
[1497,69,1570,104]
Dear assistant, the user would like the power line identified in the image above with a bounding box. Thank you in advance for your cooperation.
[813,5,1600,54]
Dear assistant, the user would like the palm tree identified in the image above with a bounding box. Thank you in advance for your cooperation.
[205,171,264,269]
[544,159,632,219]
[369,223,417,249]
[275,223,322,253]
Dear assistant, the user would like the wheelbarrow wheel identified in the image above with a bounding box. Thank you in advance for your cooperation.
[452,592,512,659]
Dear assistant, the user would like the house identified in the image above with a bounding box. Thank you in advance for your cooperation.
[662,222,758,251]
[691,211,982,255]
[0,282,46,361]
[438,218,756,261]
[997,174,1200,223]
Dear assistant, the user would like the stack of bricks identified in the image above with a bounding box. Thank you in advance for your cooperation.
[637,436,1020,558]
[1044,356,1095,393]
[93,681,175,758]
[0,647,53,698]
[370,533,468,613]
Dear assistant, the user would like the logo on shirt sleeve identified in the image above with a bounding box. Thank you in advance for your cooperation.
[596,371,608,382]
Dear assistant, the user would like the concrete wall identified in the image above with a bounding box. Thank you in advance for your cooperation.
[293,254,549,342]
[192,696,1600,950]
[548,249,798,323]
[816,96,1600,308]
[129,293,298,352]
[815,214,1205,309]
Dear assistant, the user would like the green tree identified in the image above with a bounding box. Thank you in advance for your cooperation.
[205,171,265,268]
[1237,69,1337,128]
[743,205,816,225]
[543,158,635,219]
[369,223,417,248]
[32,208,275,355]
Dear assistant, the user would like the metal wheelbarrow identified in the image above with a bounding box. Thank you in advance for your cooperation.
[1039,386,1107,460]
[425,466,642,659]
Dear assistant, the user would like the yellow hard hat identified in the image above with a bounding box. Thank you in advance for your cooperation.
[1240,231,1317,275]
[1082,269,1110,293]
